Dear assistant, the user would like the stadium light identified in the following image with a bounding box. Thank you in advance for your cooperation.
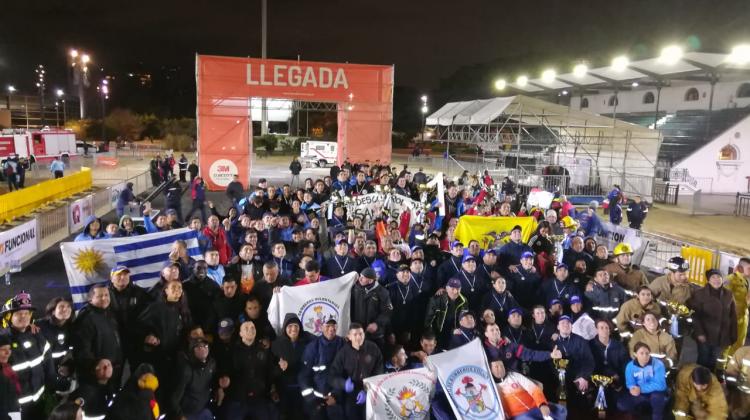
[494,79,507,90]
[573,63,588,78]
[516,75,528,87]
[728,44,750,65]
[70,49,78,59]
[658,45,683,65]
[632,82,639,87]
[56,89,64,97]
[421,105,429,114]
[611,55,629,72]
[81,54,90,64]
[541,69,556,84]
[7,86,15,93]
[420,95,428,103]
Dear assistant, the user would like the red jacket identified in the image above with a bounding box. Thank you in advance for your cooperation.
[203,226,232,265]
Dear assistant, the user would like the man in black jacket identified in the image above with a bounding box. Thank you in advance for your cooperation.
[328,323,384,420]
[169,337,217,419]
[350,268,392,349]
[107,266,150,372]
[226,174,245,206]
[271,314,313,420]
[424,278,468,350]
[72,284,124,389]
[299,319,345,420]
[220,320,278,419]
[183,261,221,332]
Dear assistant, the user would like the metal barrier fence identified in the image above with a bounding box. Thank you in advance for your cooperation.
[653,182,679,205]
[735,193,750,217]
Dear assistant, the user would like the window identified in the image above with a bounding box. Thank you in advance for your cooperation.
[737,83,750,98]
[315,145,325,151]
[580,98,589,108]
[719,144,739,161]
[684,88,699,102]
[643,92,655,104]
[607,95,618,107]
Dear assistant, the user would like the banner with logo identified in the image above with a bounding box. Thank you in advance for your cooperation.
[329,193,423,230]
[109,182,127,208]
[0,219,37,271]
[454,216,537,250]
[268,272,357,337]
[364,368,437,420]
[427,338,505,420]
[594,221,643,252]
[69,195,94,232]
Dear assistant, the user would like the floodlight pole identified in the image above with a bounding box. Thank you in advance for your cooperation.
[260,0,269,136]
[653,84,662,127]
[705,74,718,142]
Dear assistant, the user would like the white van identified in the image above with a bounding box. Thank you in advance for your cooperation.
[300,140,337,167]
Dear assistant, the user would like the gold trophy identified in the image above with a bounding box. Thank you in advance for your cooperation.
[554,358,569,402]
[591,375,614,418]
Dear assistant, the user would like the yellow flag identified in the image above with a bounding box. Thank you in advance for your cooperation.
[454,216,537,249]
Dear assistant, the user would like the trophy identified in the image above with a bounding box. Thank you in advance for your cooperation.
[725,356,750,393]
[591,375,614,418]
[658,300,694,338]
[554,358,569,402]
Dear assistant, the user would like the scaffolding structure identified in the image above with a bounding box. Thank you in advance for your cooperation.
[426,95,661,199]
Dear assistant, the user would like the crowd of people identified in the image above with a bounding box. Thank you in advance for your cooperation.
[3,159,748,420]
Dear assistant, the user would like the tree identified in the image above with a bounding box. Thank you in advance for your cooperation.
[255,134,278,154]
[104,109,143,142]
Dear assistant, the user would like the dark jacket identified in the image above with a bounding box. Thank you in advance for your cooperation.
[0,327,54,409]
[71,305,123,381]
[168,346,217,417]
[436,255,462,288]
[271,314,313,390]
[350,282,392,339]
[506,266,542,309]
[224,339,273,401]
[328,340,383,395]
[424,293,467,341]
[299,334,345,400]
[108,282,150,345]
[483,338,552,372]
[481,290,520,326]
[182,274,221,332]
[137,299,190,361]
[289,160,302,175]
[387,280,421,336]
[589,337,629,381]
[584,281,627,320]
[210,293,244,332]
[0,372,18,419]
[226,180,245,202]
[70,381,115,420]
[554,333,594,381]
[106,364,159,420]
[689,285,738,347]
[324,255,356,278]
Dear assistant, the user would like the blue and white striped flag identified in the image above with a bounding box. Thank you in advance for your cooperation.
[61,228,201,309]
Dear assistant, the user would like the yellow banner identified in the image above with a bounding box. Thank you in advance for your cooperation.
[454,216,538,249]
[0,168,92,224]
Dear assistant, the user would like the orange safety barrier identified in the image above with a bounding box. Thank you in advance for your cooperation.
[681,245,714,286]
[0,168,93,224]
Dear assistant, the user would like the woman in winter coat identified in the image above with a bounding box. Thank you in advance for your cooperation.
[689,269,738,370]
[36,297,76,393]
[271,314,313,420]
[138,280,192,402]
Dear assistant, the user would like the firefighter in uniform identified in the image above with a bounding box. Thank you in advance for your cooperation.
[649,256,694,305]
[726,258,750,357]
[0,292,54,420]
[605,243,648,292]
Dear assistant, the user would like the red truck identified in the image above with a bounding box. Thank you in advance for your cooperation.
[0,129,78,164]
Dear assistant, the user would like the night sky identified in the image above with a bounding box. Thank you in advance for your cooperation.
[1,0,749,119]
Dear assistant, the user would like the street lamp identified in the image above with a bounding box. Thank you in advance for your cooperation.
[611,55,629,72]
[658,45,683,65]
[728,44,750,65]
[56,89,66,126]
[99,79,109,141]
[420,95,428,142]
[573,63,588,78]
[69,49,91,118]
[516,75,528,87]
[541,69,556,84]
[35,65,46,126]
[494,79,507,91]
[6,85,15,113]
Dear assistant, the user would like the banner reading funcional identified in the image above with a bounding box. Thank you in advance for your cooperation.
[268,272,357,337]
[427,338,505,420]
[364,367,437,420]
[0,219,37,271]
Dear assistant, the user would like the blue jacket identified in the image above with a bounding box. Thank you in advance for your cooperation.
[624,357,667,394]
[609,204,623,225]
[74,216,107,241]
[499,241,533,267]
[299,335,345,399]
[554,333,594,381]
[577,210,603,236]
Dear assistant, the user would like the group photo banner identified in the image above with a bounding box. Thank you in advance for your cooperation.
[327,193,423,230]
[364,367,437,420]
[268,272,357,337]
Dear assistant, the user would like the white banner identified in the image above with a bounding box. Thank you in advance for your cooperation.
[69,195,94,232]
[364,368,437,420]
[595,221,643,252]
[61,228,201,310]
[331,193,423,230]
[0,219,37,271]
[268,273,357,337]
[109,182,127,209]
[427,338,505,420]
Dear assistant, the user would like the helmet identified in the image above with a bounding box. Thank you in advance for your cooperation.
[613,243,634,256]
[0,291,35,315]
[667,256,690,273]
[561,216,578,229]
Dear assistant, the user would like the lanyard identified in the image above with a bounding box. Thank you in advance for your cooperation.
[532,325,545,343]
[334,256,349,274]
[410,273,424,293]
[397,283,411,304]
[482,265,491,277]
[274,257,286,271]
[492,292,507,311]
[461,270,477,292]
[558,336,569,355]
[450,257,460,273]
[553,280,567,299]
[602,339,611,365]
[460,330,472,342]
[506,327,521,344]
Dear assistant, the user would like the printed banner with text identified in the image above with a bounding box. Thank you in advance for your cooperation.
[0,219,37,271]
[364,368,437,420]
[268,273,357,337]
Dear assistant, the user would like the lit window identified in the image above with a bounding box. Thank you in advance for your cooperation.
[684,88,699,102]
[719,144,739,160]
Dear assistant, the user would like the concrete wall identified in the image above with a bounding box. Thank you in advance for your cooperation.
[569,80,750,116]
[673,114,750,193]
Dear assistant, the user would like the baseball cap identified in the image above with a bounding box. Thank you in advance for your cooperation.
[570,295,582,305]
[558,315,572,323]
[461,254,476,264]
[508,308,523,317]
[705,269,722,279]
[458,310,474,321]
[165,208,177,216]
[450,241,464,249]
[397,264,410,272]
[360,268,378,279]
[555,263,569,271]
[325,318,338,325]
[335,238,349,246]
[549,299,562,307]
[511,225,523,233]
[110,265,130,276]
[410,245,423,253]
[521,251,534,259]
[484,248,498,255]
[446,278,462,289]
[667,256,690,272]
[218,318,235,335]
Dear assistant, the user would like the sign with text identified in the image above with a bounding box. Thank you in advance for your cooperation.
[0,219,37,271]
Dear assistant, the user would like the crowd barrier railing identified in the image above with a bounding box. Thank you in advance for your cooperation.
[0,168,93,225]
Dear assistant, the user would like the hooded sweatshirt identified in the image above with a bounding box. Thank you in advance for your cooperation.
[74,215,107,241]
[271,314,313,390]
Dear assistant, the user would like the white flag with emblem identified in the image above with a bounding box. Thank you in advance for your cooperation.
[427,338,505,420]
[363,367,436,420]
[268,272,357,337]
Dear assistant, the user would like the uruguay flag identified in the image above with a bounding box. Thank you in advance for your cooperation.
[61,228,201,309]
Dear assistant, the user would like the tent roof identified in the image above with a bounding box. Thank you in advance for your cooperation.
[425,94,658,138]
